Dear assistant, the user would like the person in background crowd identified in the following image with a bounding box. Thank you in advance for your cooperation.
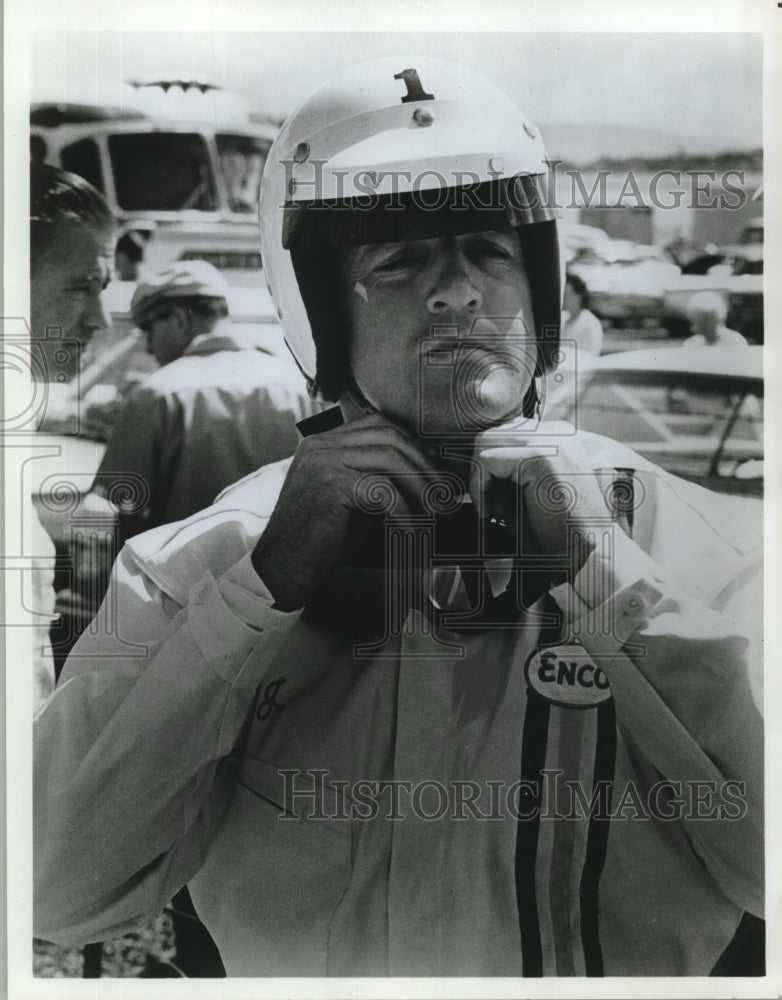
[90,259,314,547]
[114,230,146,282]
[561,272,603,357]
[35,58,762,978]
[82,259,314,977]
[29,163,115,710]
[30,165,115,387]
[683,291,748,347]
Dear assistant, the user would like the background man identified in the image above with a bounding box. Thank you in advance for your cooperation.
[29,163,115,708]
[31,164,115,387]
[113,230,146,282]
[34,59,762,978]
[683,290,748,347]
[561,272,604,357]
[82,257,313,977]
[91,259,313,545]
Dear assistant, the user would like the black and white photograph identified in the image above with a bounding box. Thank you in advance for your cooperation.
[4,0,779,995]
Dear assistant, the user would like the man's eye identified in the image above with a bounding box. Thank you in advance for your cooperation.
[474,239,512,259]
[374,253,420,274]
[69,279,105,295]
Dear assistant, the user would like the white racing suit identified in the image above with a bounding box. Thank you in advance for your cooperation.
[33,431,763,976]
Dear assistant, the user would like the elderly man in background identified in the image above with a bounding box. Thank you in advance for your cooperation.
[90,259,314,546]
[683,291,748,347]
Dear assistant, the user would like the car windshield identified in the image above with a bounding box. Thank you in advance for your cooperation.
[108,133,217,211]
[216,134,269,213]
[566,371,763,494]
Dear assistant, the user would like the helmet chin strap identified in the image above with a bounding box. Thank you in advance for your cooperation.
[339,366,543,428]
[339,376,380,420]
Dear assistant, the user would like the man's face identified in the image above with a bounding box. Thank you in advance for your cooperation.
[143,306,190,367]
[344,228,537,437]
[30,222,114,381]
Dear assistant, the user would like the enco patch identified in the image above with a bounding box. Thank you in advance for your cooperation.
[525,644,612,708]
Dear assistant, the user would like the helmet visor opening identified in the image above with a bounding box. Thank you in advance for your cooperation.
[283,173,557,250]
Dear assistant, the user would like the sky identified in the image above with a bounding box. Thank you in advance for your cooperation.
[30,30,763,153]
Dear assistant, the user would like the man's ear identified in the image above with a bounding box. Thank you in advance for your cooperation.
[170,304,190,336]
[171,305,197,355]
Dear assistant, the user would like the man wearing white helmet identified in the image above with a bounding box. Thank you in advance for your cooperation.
[34,59,762,978]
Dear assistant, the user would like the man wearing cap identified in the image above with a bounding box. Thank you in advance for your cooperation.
[35,59,762,977]
[90,259,313,545]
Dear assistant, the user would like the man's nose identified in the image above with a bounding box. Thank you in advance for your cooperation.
[426,254,483,316]
[80,292,111,340]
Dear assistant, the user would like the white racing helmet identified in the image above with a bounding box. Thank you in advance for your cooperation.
[260,57,562,400]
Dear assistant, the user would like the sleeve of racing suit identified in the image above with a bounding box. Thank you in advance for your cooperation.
[550,529,763,918]
[33,547,296,945]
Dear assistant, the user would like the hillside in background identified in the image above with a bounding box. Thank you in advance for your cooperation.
[541,122,762,170]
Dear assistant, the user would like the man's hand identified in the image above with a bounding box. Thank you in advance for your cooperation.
[469,420,610,569]
[251,413,449,611]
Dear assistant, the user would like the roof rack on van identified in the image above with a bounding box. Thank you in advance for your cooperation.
[127,77,221,95]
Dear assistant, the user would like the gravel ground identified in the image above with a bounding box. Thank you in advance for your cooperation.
[34,911,177,978]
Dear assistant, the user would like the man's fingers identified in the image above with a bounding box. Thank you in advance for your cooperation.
[343,447,464,518]
[469,445,560,509]
[469,429,610,558]
[293,413,465,514]
[310,417,446,478]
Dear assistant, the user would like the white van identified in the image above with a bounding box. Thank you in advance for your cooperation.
[31,76,279,287]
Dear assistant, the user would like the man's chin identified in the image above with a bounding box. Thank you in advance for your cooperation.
[474,392,527,428]
[414,366,533,444]
[415,406,525,446]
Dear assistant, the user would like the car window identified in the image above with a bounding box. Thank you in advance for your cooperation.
[60,137,104,193]
[741,226,763,245]
[216,134,269,213]
[108,133,217,211]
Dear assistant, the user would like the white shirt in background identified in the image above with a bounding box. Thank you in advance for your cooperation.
[562,308,604,357]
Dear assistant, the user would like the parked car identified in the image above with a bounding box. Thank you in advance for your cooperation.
[661,218,763,341]
[545,346,763,499]
[559,222,612,262]
[661,267,763,342]
[719,217,764,271]
[568,240,681,326]
[727,283,764,344]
